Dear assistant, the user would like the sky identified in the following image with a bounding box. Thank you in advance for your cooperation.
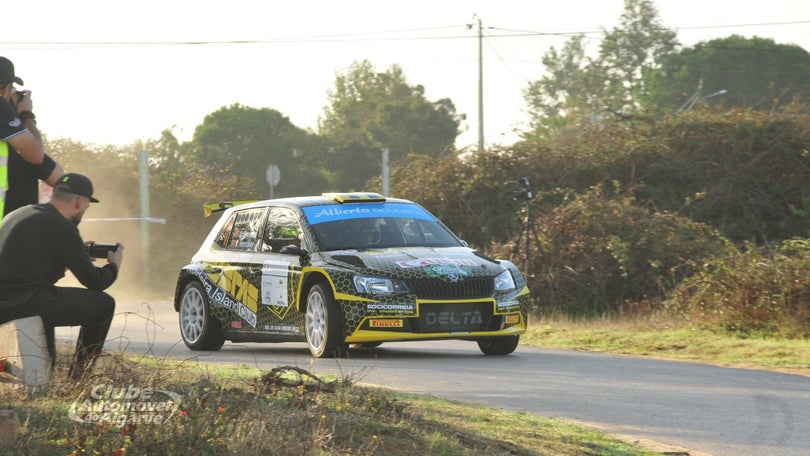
[4,0,810,150]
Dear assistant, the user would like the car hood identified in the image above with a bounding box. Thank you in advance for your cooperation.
[319,247,505,279]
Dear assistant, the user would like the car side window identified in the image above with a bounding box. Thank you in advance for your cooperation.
[261,207,303,253]
[215,208,266,251]
[215,215,237,248]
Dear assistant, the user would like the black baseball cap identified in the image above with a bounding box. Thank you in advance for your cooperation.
[0,57,23,86]
[53,173,99,203]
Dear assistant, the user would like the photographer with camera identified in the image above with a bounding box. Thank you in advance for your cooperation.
[0,173,123,380]
[0,56,65,221]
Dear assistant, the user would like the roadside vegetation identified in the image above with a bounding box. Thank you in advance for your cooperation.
[524,318,810,376]
[2,320,806,455]
[0,353,658,456]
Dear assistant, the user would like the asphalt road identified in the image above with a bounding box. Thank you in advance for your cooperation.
[57,300,810,456]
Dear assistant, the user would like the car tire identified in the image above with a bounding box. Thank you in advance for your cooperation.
[305,283,347,358]
[477,335,520,355]
[179,281,225,351]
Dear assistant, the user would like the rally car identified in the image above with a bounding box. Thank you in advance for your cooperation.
[174,193,530,358]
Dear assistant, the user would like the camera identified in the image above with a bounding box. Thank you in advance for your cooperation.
[513,177,533,201]
[86,243,118,259]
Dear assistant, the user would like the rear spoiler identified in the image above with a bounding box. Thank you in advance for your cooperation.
[203,200,258,217]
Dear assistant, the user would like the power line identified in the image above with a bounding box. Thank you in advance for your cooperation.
[674,20,810,30]
[1,20,807,49]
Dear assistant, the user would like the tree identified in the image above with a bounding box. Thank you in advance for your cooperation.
[644,36,810,113]
[319,60,463,190]
[522,0,677,136]
[523,35,600,136]
[597,0,678,113]
[190,104,329,198]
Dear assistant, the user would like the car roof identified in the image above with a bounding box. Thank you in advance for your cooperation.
[206,193,418,217]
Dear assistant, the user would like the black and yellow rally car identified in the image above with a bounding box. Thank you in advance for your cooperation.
[174,193,530,358]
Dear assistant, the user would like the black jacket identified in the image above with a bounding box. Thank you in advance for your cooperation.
[0,203,117,300]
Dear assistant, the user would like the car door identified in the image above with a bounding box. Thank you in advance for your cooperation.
[253,206,306,335]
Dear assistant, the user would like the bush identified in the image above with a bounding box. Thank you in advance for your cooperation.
[489,184,736,317]
[666,238,810,338]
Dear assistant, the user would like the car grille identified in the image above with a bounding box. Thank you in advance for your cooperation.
[415,302,495,333]
[405,277,494,300]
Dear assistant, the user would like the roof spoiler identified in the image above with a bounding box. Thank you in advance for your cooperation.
[322,192,386,203]
[203,200,258,217]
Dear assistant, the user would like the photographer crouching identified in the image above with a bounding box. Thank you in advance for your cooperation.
[0,173,123,380]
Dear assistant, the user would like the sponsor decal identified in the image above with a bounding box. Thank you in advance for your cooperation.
[369,319,403,328]
[423,264,471,283]
[303,203,435,225]
[366,302,416,315]
[396,257,478,269]
[231,321,243,329]
[497,299,521,309]
[424,310,483,327]
[190,268,258,328]
[261,260,290,307]
[68,384,181,426]
[263,324,300,333]
[330,249,360,255]
[505,314,520,324]
[366,302,416,313]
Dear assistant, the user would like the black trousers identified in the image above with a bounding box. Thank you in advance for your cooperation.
[0,287,115,373]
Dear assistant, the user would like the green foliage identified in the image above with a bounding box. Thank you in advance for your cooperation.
[319,60,463,189]
[667,239,810,338]
[190,104,329,198]
[645,35,810,113]
[597,0,678,113]
[522,0,677,135]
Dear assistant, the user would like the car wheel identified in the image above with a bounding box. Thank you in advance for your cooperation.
[477,335,520,355]
[305,283,347,358]
[179,281,225,351]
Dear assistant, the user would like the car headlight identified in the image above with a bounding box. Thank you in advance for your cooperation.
[494,269,516,292]
[353,275,410,295]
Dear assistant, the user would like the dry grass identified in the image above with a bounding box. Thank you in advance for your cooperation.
[0,351,659,456]
[523,313,810,377]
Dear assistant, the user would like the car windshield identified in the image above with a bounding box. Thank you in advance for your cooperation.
[310,216,462,251]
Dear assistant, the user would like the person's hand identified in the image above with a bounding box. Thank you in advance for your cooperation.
[83,240,97,261]
[108,243,124,269]
[13,89,33,112]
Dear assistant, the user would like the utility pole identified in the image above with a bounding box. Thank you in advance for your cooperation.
[476,16,484,153]
[381,148,390,196]
[466,15,484,152]
[138,150,150,282]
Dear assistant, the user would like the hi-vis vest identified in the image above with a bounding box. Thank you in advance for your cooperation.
[0,140,7,222]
